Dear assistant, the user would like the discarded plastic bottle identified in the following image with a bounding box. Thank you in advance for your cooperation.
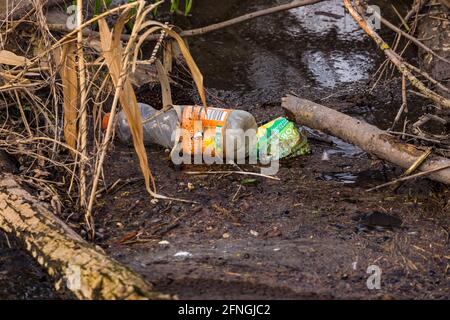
[109,103,258,159]
[114,103,179,149]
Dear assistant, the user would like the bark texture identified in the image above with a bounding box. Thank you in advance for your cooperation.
[282,95,450,185]
[0,157,171,300]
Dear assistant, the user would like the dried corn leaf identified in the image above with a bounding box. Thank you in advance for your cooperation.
[0,50,30,66]
[165,29,206,108]
[98,17,156,193]
[163,40,173,73]
[134,24,206,108]
[58,42,79,156]
[155,59,172,108]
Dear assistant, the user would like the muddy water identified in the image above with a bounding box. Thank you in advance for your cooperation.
[181,0,415,183]
[189,0,373,101]
[186,0,414,126]
[1,0,420,299]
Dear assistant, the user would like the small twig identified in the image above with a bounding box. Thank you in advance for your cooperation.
[408,89,428,99]
[232,185,243,202]
[3,233,11,249]
[404,61,450,94]
[402,147,433,177]
[390,75,408,130]
[389,131,443,144]
[343,0,450,109]
[376,9,450,66]
[4,7,36,36]
[367,163,450,191]
[0,0,64,21]
[405,0,428,22]
[413,114,448,129]
[142,105,173,125]
[185,170,280,181]
[391,4,410,31]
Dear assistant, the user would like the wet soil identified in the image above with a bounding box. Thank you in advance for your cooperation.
[90,93,449,299]
[100,1,448,299]
[0,236,64,299]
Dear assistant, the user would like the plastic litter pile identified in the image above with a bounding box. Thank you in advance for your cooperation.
[106,104,310,161]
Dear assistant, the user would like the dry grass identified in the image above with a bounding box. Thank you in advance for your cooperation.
[0,0,205,237]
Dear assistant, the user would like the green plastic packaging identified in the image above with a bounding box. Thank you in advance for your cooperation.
[257,117,310,161]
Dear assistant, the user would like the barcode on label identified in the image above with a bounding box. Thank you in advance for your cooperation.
[205,108,227,122]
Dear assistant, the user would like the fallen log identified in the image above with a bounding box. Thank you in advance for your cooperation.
[0,154,171,300]
[281,95,450,185]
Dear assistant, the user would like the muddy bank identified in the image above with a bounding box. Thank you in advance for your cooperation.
[91,85,449,299]
[95,113,449,299]
[92,1,449,298]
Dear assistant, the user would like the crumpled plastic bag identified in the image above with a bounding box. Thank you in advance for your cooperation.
[257,117,310,161]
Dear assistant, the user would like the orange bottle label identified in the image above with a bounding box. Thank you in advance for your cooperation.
[181,106,231,156]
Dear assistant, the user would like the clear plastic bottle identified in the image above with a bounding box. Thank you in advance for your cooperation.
[113,103,258,159]
[116,103,178,149]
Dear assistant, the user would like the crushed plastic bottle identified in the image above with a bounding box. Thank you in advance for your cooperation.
[110,103,258,159]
